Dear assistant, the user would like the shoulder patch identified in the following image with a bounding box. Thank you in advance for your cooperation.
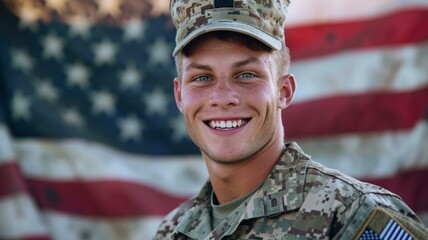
[355,207,428,240]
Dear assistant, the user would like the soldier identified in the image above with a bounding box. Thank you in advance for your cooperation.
[154,0,428,239]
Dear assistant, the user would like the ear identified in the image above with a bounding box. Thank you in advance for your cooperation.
[278,74,296,109]
[174,77,183,112]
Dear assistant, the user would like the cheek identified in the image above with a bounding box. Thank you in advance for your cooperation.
[249,84,278,107]
[180,88,204,114]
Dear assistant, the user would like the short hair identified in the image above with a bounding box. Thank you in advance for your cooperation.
[174,31,290,80]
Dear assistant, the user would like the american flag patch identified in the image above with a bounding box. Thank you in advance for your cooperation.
[359,219,414,240]
[355,208,418,240]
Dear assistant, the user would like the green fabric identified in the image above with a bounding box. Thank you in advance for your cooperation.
[211,184,262,229]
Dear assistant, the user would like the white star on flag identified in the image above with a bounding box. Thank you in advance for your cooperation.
[118,114,143,142]
[68,15,92,38]
[41,33,64,60]
[119,65,142,91]
[147,37,171,67]
[63,108,85,127]
[123,19,146,41]
[93,39,118,65]
[66,63,90,89]
[35,79,59,103]
[91,90,116,115]
[169,116,189,142]
[11,91,32,121]
[11,48,34,74]
[143,88,169,116]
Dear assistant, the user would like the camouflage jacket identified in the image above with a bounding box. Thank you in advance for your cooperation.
[154,142,426,239]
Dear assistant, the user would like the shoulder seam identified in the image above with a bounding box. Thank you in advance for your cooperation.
[306,161,398,197]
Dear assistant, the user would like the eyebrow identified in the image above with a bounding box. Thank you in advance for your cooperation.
[184,57,262,72]
[232,57,262,69]
[184,62,212,72]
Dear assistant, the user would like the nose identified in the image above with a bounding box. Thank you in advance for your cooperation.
[208,79,240,109]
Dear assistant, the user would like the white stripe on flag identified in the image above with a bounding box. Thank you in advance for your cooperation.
[287,0,428,26]
[14,138,207,196]
[294,120,428,178]
[0,193,48,239]
[291,42,428,103]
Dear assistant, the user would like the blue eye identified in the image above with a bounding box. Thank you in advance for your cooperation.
[195,76,211,82]
[240,73,255,79]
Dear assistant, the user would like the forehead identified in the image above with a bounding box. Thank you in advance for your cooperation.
[182,31,272,57]
[183,37,273,66]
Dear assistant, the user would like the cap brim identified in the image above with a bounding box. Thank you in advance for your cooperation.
[172,21,282,56]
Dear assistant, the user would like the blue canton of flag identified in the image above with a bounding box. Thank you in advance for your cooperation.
[360,228,381,240]
[0,0,199,156]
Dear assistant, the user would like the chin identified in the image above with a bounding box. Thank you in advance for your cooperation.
[203,148,249,164]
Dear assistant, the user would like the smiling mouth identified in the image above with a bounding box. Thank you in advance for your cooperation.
[204,118,251,131]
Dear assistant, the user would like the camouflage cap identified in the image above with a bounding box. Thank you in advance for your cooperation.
[170,0,290,56]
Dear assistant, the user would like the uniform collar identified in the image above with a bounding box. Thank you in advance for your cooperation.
[174,142,311,239]
[244,142,311,218]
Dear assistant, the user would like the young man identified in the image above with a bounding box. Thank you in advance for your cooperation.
[154,0,428,239]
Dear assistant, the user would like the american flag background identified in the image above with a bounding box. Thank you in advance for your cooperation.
[0,0,427,239]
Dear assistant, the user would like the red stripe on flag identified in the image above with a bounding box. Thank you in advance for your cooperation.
[26,177,189,217]
[0,236,51,240]
[287,8,428,60]
[362,167,428,213]
[284,85,428,139]
[0,161,189,217]
[0,162,28,199]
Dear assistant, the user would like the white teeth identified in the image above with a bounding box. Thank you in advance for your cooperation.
[207,119,248,130]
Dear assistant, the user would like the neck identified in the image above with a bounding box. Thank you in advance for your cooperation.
[204,134,284,204]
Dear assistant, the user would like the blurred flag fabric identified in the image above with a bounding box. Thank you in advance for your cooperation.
[0,0,427,239]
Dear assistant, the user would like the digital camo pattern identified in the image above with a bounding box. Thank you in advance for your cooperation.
[170,0,290,55]
[153,142,425,239]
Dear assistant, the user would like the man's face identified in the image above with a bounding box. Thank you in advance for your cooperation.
[174,36,294,164]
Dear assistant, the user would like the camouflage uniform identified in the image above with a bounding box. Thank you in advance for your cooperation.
[154,142,427,239]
